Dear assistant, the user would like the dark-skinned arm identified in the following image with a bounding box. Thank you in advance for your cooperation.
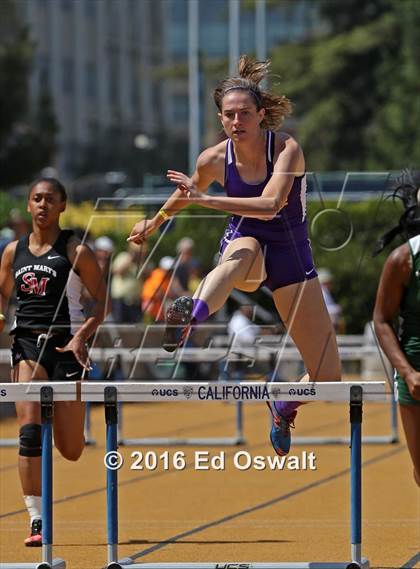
[0,242,17,334]
[373,244,420,400]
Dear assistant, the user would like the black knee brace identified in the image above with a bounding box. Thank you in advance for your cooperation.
[19,424,42,457]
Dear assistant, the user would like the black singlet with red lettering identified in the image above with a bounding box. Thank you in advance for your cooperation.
[12,230,83,334]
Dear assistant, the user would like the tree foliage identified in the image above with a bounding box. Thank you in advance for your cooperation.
[368,0,420,168]
[0,0,57,188]
[270,0,420,171]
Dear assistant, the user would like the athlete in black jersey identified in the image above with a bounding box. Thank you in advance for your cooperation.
[0,178,110,546]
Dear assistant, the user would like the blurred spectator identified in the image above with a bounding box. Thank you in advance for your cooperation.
[228,305,261,346]
[188,259,203,295]
[217,305,262,382]
[82,236,114,316]
[318,268,344,332]
[94,236,114,278]
[0,213,30,323]
[175,237,195,290]
[0,227,15,261]
[111,242,149,323]
[9,209,30,240]
[0,210,30,263]
[141,256,187,322]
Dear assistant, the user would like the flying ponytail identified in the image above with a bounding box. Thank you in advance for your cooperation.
[213,54,292,131]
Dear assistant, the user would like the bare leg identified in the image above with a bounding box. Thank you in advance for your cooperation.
[272,277,341,381]
[193,236,267,314]
[13,361,45,497]
[399,404,420,487]
[14,362,85,496]
[267,278,341,455]
[54,391,85,461]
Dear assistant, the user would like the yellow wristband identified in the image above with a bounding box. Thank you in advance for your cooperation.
[0,313,6,321]
[158,209,170,221]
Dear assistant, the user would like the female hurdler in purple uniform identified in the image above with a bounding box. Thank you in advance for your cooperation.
[129,56,341,456]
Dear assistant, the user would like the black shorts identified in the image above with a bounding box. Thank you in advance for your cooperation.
[11,332,86,380]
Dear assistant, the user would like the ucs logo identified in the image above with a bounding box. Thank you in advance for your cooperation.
[215,565,251,569]
[288,387,316,396]
[151,388,179,397]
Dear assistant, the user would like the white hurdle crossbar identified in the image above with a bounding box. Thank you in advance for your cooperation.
[1,342,397,448]
[0,382,77,569]
[78,345,397,448]
[81,381,388,569]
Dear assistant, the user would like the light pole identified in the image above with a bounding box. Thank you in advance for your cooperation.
[188,0,200,175]
[255,0,267,62]
[133,133,156,190]
[229,0,240,76]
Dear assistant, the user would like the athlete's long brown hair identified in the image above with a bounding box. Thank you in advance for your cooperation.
[213,55,292,131]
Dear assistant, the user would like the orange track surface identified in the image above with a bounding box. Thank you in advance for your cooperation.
[1,399,419,569]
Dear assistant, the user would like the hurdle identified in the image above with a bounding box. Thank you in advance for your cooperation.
[116,328,249,447]
[9,339,395,450]
[81,380,388,569]
[0,382,76,569]
[83,342,397,449]
[90,346,250,447]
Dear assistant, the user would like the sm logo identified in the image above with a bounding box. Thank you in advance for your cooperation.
[21,273,50,296]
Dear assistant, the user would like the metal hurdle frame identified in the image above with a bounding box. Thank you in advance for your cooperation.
[81,380,388,569]
[0,382,76,569]
[81,343,397,449]
[291,392,398,446]
[92,346,250,448]
[2,338,394,450]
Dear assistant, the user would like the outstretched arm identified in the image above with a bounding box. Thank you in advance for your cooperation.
[128,147,218,244]
[167,135,304,220]
[374,245,420,400]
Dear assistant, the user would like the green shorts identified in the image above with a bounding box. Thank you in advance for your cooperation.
[396,374,420,406]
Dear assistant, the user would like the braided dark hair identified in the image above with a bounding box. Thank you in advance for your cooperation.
[372,168,420,256]
[390,168,420,210]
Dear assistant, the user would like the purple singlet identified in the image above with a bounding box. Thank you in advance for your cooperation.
[219,131,317,291]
